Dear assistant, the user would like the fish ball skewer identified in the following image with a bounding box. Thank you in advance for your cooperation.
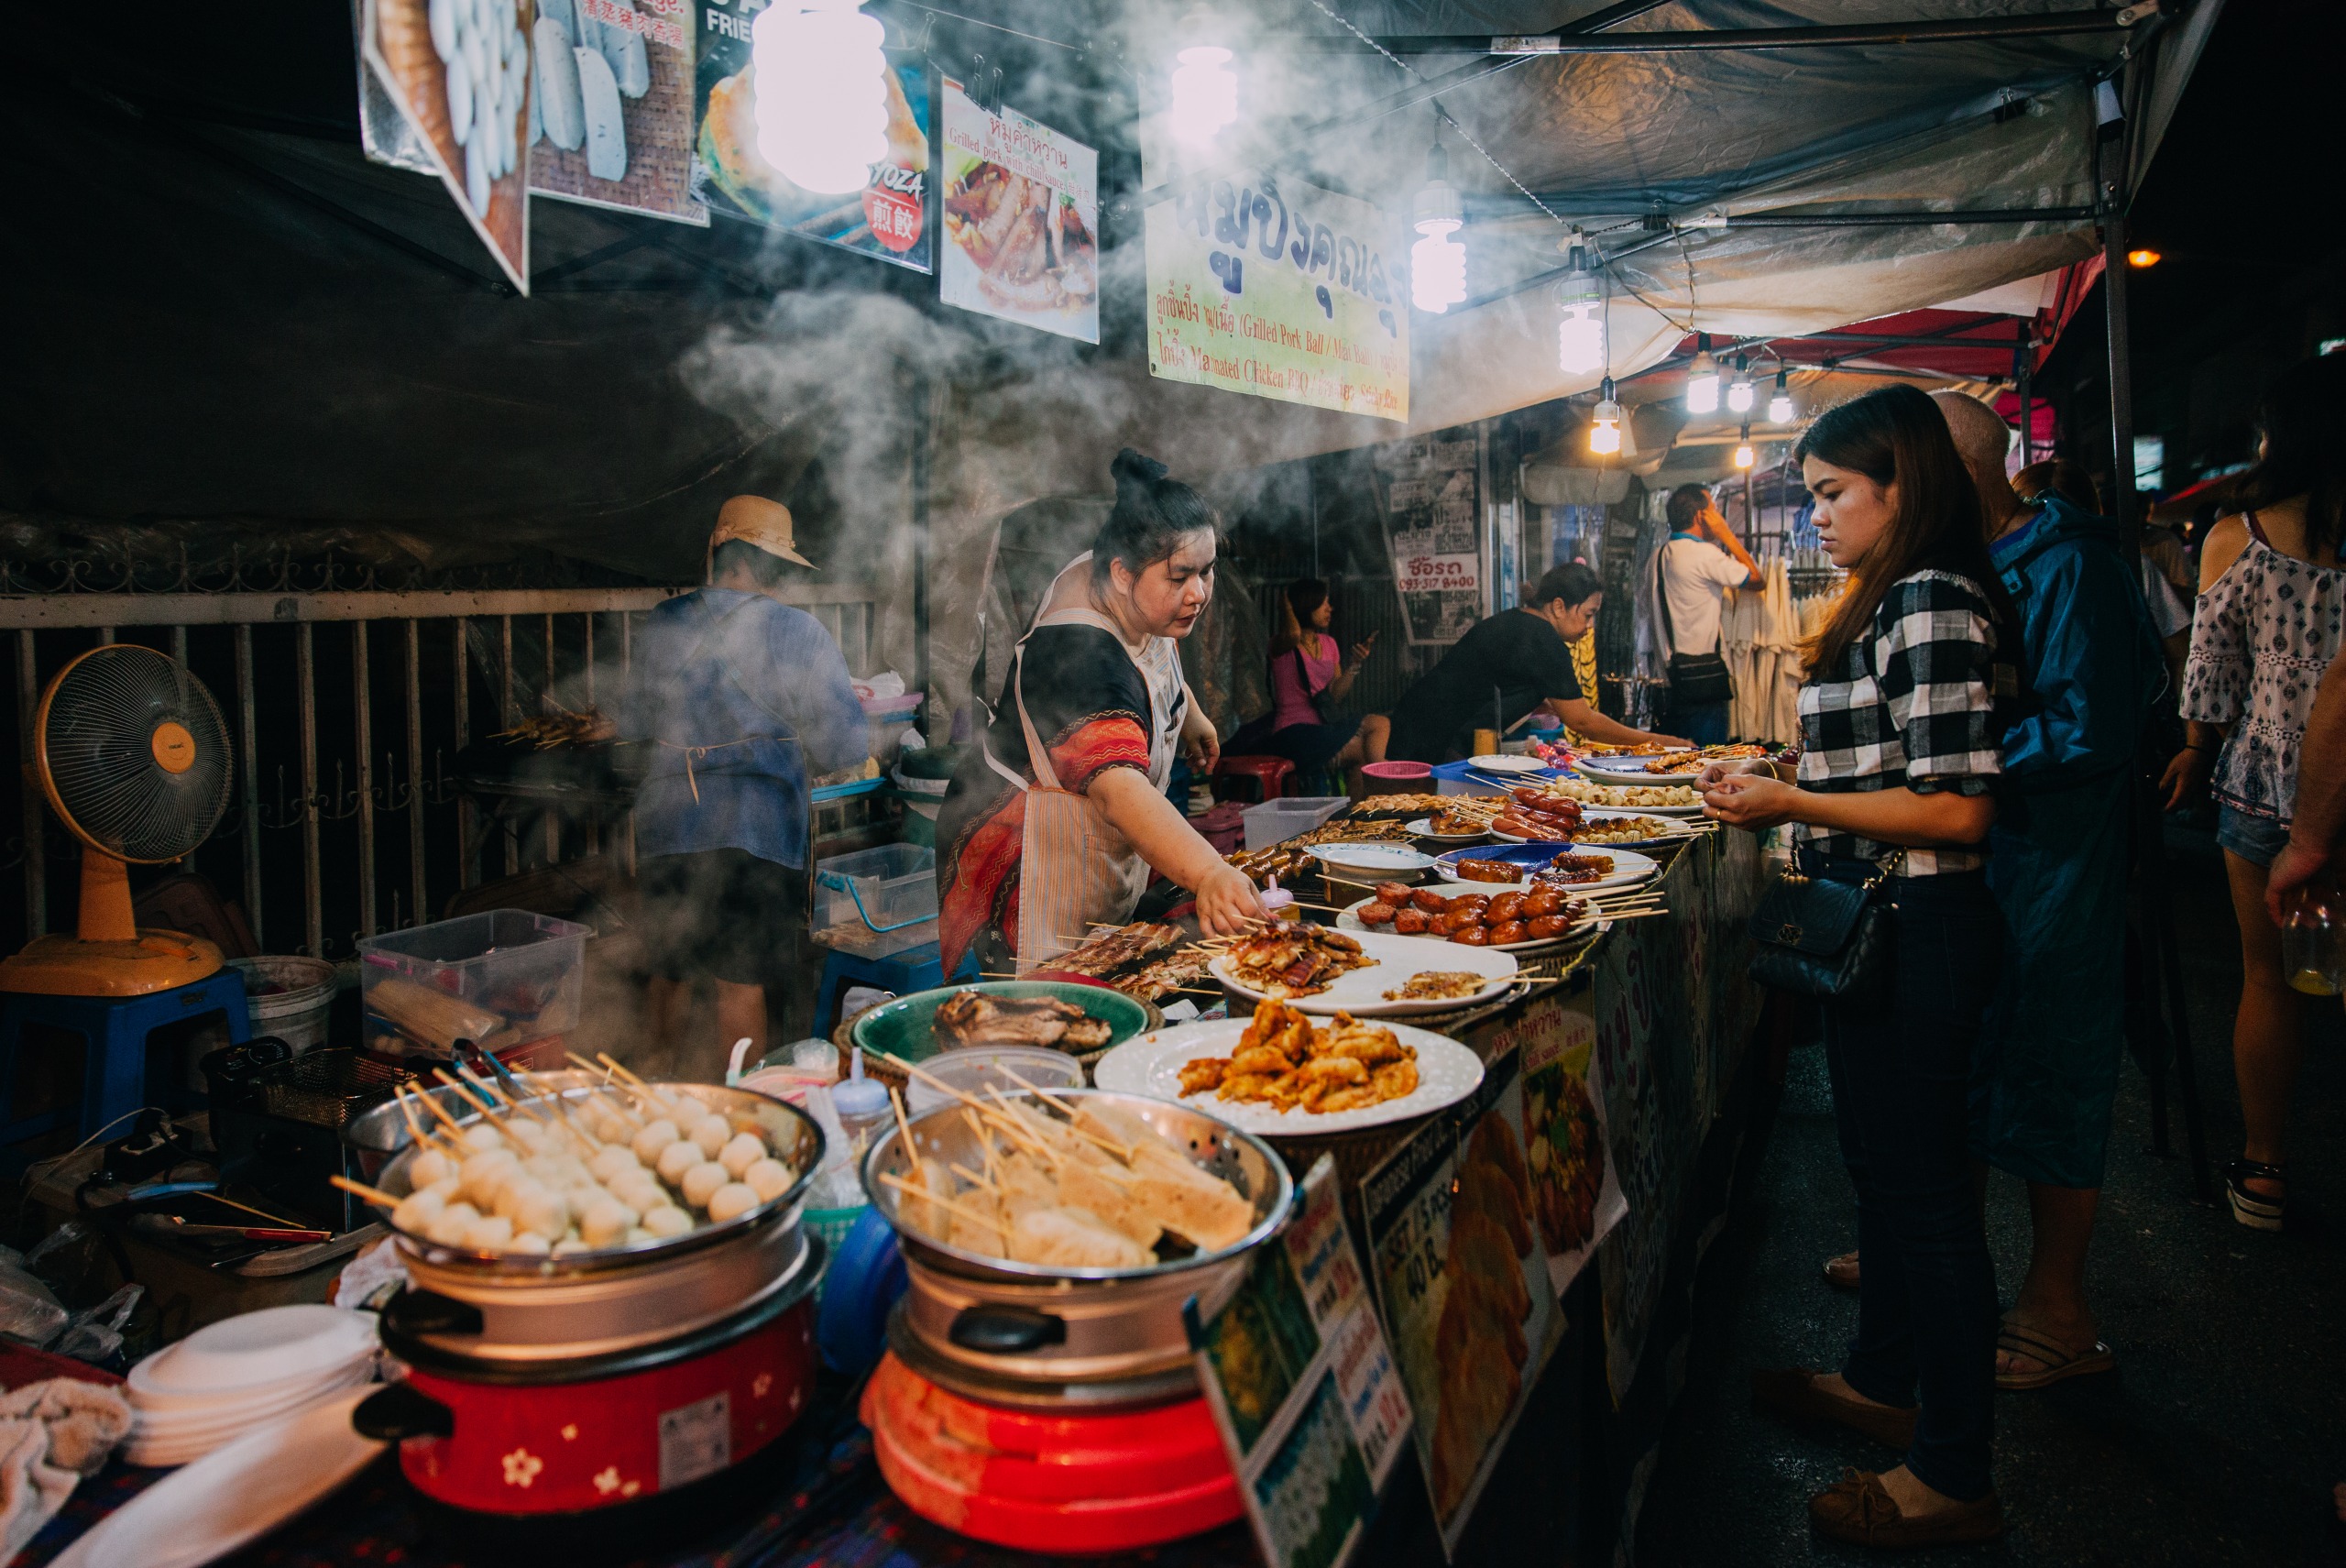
[741,1157,793,1202]
[409,1146,456,1190]
[630,1118,680,1165]
[588,1145,642,1183]
[577,1195,638,1247]
[687,1114,731,1159]
[705,1182,759,1224]
[654,1137,702,1185]
[641,1204,693,1238]
[681,1161,730,1209]
[718,1131,766,1178]
[425,1201,481,1247]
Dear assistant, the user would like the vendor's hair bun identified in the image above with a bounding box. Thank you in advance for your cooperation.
[1093,449,1213,593]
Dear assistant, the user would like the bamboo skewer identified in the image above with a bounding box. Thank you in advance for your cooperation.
[948,1161,1000,1193]
[873,1051,1061,1165]
[433,1069,518,1137]
[330,1174,400,1210]
[411,1082,476,1143]
[992,1065,1135,1163]
[877,1172,1010,1238]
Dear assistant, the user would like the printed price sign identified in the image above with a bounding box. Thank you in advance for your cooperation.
[1396,553,1480,597]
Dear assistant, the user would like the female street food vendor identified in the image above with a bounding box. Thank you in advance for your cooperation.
[1379,563,1689,762]
[938,450,1266,975]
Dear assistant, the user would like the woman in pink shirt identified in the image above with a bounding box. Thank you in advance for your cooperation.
[1259,579,1381,775]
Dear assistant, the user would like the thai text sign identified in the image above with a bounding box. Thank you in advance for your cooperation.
[1145,172,1408,421]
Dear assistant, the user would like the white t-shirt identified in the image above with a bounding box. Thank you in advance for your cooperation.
[1657,537,1751,655]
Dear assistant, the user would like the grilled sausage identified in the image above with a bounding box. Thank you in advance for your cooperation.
[1520,887,1563,917]
[1376,881,1414,906]
[1488,919,1529,946]
[1527,914,1571,939]
[1450,923,1491,946]
[1410,888,1450,914]
[1485,893,1525,924]
[1393,907,1430,935]
[1358,901,1397,927]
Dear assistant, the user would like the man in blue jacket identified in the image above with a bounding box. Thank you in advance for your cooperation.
[628,497,869,1071]
[1936,392,2164,1389]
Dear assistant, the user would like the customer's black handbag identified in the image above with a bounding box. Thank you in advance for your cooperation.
[1656,545,1734,706]
[1747,855,1899,1000]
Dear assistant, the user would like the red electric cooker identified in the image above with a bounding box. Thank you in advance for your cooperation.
[346,1075,828,1558]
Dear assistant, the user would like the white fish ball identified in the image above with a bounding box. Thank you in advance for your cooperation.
[512,1186,570,1240]
[579,1196,637,1247]
[718,1131,767,1179]
[611,1172,663,1214]
[589,1145,641,1183]
[392,1189,446,1233]
[705,1183,759,1224]
[655,1138,702,1185]
[510,1231,552,1255]
[505,1120,546,1150]
[681,1161,730,1209]
[552,1237,592,1257]
[741,1157,793,1202]
[463,1215,515,1251]
[490,1177,539,1221]
[426,1202,480,1246]
[410,1148,455,1190]
[641,1204,693,1238]
[689,1115,731,1158]
[631,1118,680,1164]
[462,1123,505,1153]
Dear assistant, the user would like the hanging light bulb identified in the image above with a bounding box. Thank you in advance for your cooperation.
[1554,237,1606,375]
[1588,378,1622,455]
[751,0,890,196]
[1168,15,1238,148]
[1768,368,1794,424]
[1727,355,1755,414]
[1684,333,1720,414]
[1733,423,1755,470]
[1409,137,1466,314]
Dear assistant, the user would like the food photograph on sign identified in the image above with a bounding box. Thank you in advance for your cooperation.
[360,0,533,289]
[529,0,706,223]
[692,2,931,270]
[939,81,1098,342]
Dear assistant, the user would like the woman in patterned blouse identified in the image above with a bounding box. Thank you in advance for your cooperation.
[2160,354,2346,1233]
[1706,385,2019,1550]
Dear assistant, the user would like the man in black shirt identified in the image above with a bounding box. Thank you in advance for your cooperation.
[1382,564,1689,762]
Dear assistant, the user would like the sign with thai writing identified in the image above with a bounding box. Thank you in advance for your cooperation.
[1363,1049,1563,1556]
[1145,172,1407,421]
[1190,1156,1410,1568]
[691,14,932,271]
[1377,432,1482,644]
[938,82,1097,342]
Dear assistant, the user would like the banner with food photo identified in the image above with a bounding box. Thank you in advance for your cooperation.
[1189,1156,1412,1568]
[691,3,932,271]
[361,0,535,291]
[528,0,707,224]
[1376,431,1484,645]
[1144,171,1408,422]
[1362,1049,1563,1557]
[938,81,1098,342]
[1483,985,1626,1296]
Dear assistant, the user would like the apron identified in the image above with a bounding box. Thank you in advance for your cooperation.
[982,554,1185,971]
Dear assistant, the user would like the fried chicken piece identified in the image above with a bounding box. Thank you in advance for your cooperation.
[1230,1046,1296,1077]
[1320,1022,1408,1066]
[1178,1057,1227,1094]
[1216,1073,1280,1103]
[1371,1058,1420,1101]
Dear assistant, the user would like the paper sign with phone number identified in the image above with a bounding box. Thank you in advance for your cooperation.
[1397,553,1480,596]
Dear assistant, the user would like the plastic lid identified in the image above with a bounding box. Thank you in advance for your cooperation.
[829,1046,890,1120]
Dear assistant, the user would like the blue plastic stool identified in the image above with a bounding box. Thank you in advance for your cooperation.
[0,972,254,1146]
[813,940,978,1041]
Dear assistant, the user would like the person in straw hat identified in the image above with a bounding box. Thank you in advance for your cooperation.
[627,496,868,1069]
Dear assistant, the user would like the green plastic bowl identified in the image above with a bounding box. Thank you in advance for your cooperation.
[848,981,1157,1069]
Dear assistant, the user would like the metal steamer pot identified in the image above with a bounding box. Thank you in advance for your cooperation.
[346,1075,833,1533]
[862,1090,1296,1392]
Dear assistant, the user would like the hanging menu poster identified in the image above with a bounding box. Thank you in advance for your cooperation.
[691,11,932,271]
[1189,1156,1411,1568]
[1362,1048,1564,1558]
[1377,432,1482,645]
[1145,172,1408,421]
[1484,985,1627,1297]
[938,81,1098,343]
[360,0,533,291]
[530,0,708,225]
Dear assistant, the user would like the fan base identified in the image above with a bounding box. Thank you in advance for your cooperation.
[0,930,225,998]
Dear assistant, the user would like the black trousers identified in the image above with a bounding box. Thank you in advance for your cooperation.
[1818,863,2003,1501]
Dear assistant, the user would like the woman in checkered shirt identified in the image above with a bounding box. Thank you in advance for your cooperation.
[1709,385,2020,1550]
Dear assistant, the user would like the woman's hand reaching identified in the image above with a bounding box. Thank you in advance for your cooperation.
[1704,772,1803,832]
[1195,865,1266,936]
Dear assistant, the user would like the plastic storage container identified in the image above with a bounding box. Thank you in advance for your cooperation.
[1241,795,1349,850]
[814,844,939,958]
[356,910,589,1058]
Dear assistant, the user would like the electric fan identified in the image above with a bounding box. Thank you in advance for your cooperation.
[0,645,235,997]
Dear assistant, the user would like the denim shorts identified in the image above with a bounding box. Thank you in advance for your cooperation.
[2215,805,2290,868]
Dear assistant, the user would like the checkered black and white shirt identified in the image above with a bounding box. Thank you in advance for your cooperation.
[1795,570,2004,876]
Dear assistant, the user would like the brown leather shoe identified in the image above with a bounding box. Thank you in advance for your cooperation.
[1808,1469,2004,1549]
[1750,1368,1917,1450]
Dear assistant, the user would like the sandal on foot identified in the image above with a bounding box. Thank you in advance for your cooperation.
[1751,1368,1916,1449]
[2225,1159,2286,1232]
[1823,1250,1860,1290]
[1995,1323,2115,1390]
[1809,1469,2004,1549]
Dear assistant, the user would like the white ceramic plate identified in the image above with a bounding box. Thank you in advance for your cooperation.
[1574,761,1705,784]
[1431,844,1658,892]
[1404,817,1490,842]
[1305,842,1438,875]
[129,1361,374,1439]
[1208,927,1518,1016]
[1467,753,1550,774]
[1562,807,1700,849]
[1336,897,1599,955]
[130,1306,377,1400]
[1093,1020,1486,1134]
[1535,784,1706,817]
[58,1387,381,1568]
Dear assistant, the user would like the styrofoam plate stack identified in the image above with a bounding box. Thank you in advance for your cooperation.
[124,1305,378,1468]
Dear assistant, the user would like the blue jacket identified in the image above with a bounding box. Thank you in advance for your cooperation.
[625,589,869,870]
[1990,496,2165,791]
